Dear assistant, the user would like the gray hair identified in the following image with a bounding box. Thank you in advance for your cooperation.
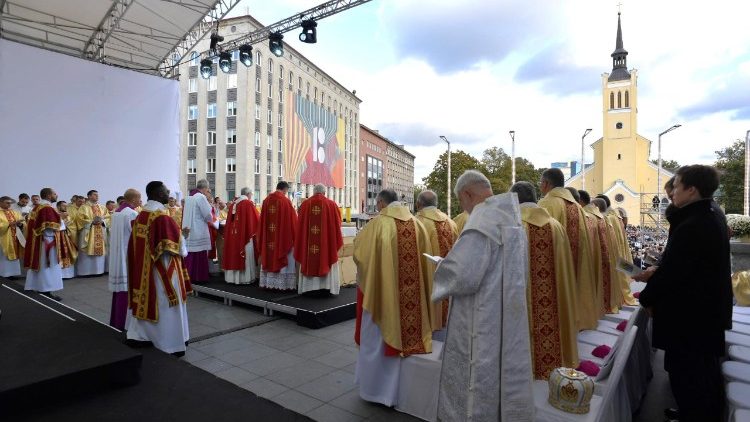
[509,181,537,204]
[454,170,491,197]
[377,189,399,205]
[313,183,326,194]
[416,190,438,207]
[240,187,251,196]
[592,198,607,213]
[196,179,209,190]
[617,207,628,218]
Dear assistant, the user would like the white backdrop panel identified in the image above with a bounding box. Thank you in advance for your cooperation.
[0,39,180,204]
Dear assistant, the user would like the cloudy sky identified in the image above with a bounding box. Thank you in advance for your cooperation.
[228,0,750,183]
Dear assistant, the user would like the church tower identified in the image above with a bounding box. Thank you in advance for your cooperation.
[567,12,670,222]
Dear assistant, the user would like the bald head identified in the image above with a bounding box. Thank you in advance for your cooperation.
[123,189,142,208]
[416,190,437,210]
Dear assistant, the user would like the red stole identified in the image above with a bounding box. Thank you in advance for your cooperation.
[596,218,613,313]
[222,199,260,270]
[257,191,298,272]
[294,193,343,277]
[127,209,192,322]
[24,204,61,271]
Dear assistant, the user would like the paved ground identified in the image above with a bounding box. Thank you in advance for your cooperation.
[38,275,674,421]
[49,275,418,422]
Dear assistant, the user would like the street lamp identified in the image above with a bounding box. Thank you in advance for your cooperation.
[440,136,451,217]
[581,129,592,190]
[657,124,681,230]
[745,130,750,216]
[509,131,516,185]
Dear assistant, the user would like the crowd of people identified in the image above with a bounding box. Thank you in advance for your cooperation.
[627,225,669,269]
[0,163,732,420]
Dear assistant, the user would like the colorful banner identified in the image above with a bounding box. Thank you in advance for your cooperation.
[284,92,345,188]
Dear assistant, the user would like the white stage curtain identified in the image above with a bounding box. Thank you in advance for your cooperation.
[0,39,180,202]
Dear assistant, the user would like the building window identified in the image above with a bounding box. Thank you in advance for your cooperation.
[279,64,283,77]
[226,157,236,173]
[254,158,260,174]
[227,73,237,89]
[187,159,196,174]
[206,158,216,173]
[207,76,217,91]
[227,101,237,116]
[256,78,261,93]
[268,82,272,98]
[207,103,217,118]
[226,129,236,144]
[255,105,261,120]
[188,105,198,120]
[190,51,199,66]
[254,189,260,202]
[624,90,629,108]
[207,131,217,146]
[278,111,283,127]
[609,92,614,109]
[615,193,624,203]
[188,78,197,93]
[278,138,283,151]
[279,163,283,178]
[617,91,622,108]
[617,153,622,160]
[267,134,273,151]
[267,160,272,175]
[267,108,272,122]
[268,58,273,74]
[188,132,197,146]
[254,131,260,146]
[231,50,239,61]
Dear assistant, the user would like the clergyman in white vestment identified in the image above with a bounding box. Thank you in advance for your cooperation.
[432,171,534,422]
[108,189,141,330]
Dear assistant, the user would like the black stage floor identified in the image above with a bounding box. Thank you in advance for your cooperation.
[0,278,311,421]
[193,276,357,328]
[0,281,142,414]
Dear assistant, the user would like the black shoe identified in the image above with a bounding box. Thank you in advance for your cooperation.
[41,292,62,301]
[664,408,679,420]
[171,351,185,357]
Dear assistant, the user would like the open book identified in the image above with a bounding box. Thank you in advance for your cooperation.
[422,253,443,265]
[616,258,643,277]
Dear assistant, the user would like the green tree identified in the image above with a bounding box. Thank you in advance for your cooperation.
[650,159,681,172]
[715,139,744,214]
[480,146,543,197]
[422,150,486,216]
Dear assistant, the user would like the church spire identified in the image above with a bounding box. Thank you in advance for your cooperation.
[608,12,631,82]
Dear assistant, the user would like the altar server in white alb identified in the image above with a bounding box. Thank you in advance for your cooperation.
[108,188,141,330]
[75,189,108,276]
[24,188,64,301]
[126,181,191,355]
[0,196,23,278]
[182,179,214,283]
[432,170,534,421]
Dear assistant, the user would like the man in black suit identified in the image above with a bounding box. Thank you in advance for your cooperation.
[635,165,732,422]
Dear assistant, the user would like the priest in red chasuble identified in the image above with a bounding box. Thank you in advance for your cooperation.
[354,188,433,407]
[511,181,579,380]
[24,188,64,301]
[126,181,191,356]
[294,184,343,295]
[258,181,298,290]
[223,187,260,284]
[415,189,458,331]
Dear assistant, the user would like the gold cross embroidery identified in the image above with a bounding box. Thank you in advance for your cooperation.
[269,223,276,232]
[312,205,321,215]
[309,244,319,255]
[311,225,320,235]
[269,205,277,214]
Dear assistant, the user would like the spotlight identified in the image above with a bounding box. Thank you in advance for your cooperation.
[209,32,224,51]
[269,32,284,57]
[219,51,232,73]
[299,19,317,43]
[239,44,253,66]
[200,58,212,79]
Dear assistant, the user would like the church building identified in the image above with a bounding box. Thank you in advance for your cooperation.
[566,13,673,223]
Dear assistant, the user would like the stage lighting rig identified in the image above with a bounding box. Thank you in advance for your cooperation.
[219,51,232,73]
[200,58,212,79]
[299,19,317,43]
[239,44,253,66]
[269,32,284,57]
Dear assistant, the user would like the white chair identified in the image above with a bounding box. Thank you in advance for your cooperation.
[733,408,750,422]
[727,331,750,348]
[734,306,750,315]
[723,361,750,384]
[726,382,750,421]
[533,327,638,422]
[733,313,750,325]
[729,345,750,364]
[394,340,444,422]
[603,308,634,324]
[732,323,750,337]
[577,330,619,348]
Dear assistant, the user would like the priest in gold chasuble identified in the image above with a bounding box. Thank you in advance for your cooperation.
[538,168,598,330]
[597,194,637,306]
[0,196,23,277]
[511,182,579,381]
[75,189,108,276]
[452,210,468,234]
[56,201,78,280]
[590,197,623,313]
[415,189,458,331]
[354,189,432,407]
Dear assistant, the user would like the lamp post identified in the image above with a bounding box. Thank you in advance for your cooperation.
[440,136,451,217]
[581,128,592,190]
[657,124,681,230]
[745,130,750,216]
[509,131,516,185]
